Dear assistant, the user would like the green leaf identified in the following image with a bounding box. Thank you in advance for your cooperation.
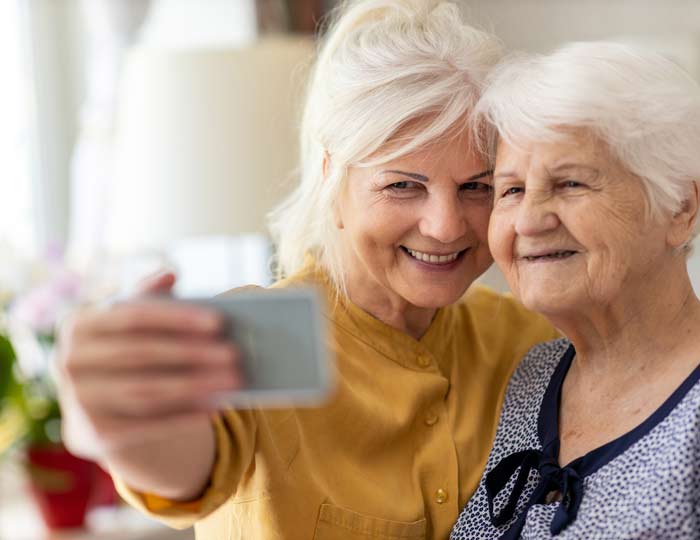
[0,333,62,454]
[0,334,17,404]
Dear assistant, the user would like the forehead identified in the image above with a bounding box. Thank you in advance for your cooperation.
[380,125,471,155]
[375,129,483,171]
[495,129,609,173]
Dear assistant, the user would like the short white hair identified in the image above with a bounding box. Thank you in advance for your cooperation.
[268,0,503,293]
[472,41,700,253]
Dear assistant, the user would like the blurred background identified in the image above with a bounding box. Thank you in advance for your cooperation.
[0,1,698,538]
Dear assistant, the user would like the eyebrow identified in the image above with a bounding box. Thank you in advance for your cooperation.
[383,169,493,182]
[493,164,599,181]
[467,170,494,181]
[383,170,429,182]
[493,170,517,181]
[546,163,600,176]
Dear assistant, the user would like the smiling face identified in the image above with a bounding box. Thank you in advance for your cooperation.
[335,132,494,311]
[488,131,673,317]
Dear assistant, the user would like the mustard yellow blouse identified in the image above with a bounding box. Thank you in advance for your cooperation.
[116,264,557,540]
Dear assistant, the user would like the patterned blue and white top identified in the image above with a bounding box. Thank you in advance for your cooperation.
[451,339,700,540]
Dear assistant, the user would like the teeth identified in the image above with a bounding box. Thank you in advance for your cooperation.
[406,248,461,264]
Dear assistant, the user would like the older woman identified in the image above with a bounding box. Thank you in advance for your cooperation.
[451,42,700,539]
[57,1,556,539]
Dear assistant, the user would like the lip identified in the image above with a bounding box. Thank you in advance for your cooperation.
[518,249,579,262]
[400,246,469,271]
[404,247,463,256]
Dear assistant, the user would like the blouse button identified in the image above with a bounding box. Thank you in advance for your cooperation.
[417,355,431,368]
[435,488,448,504]
[545,489,563,504]
[424,414,439,426]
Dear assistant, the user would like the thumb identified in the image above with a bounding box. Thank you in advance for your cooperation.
[135,271,177,297]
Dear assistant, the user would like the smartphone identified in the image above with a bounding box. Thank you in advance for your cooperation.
[188,287,332,408]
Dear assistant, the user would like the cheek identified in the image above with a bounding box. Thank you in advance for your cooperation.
[570,210,634,263]
[380,205,416,232]
[487,212,514,266]
[578,189,649,252]
[354,204,415,250]
[466,203,493,244]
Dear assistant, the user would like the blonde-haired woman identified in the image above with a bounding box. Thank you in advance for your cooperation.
[57,1,556,539]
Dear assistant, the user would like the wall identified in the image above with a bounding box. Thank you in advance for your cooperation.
[464,0,700,56]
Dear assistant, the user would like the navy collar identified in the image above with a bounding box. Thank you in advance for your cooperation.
[487,343,700,539]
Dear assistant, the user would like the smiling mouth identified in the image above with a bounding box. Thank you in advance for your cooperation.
[522,250,578,262]
[401,246,466,264]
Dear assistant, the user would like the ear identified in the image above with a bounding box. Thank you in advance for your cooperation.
[324,152,344,229]
[667,181,699,249]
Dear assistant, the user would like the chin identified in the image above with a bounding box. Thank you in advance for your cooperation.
[513,278,572,309]
[518,292,569,318]
[406,286,466,309]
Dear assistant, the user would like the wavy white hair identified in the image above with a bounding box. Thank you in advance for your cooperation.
[472,41,700,254]
[267,0,503,294]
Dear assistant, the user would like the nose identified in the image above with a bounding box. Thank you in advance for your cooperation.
[514,191,560,236]
[418,192,468,244]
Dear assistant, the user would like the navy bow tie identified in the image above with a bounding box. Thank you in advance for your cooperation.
[485,446,584,539]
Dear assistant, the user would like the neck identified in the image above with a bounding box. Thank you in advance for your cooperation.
[551,261,700,379]
[344,273,437,341]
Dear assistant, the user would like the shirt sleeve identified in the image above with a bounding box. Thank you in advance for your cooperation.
[114,408,258,529]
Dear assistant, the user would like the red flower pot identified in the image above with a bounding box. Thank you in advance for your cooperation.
[90,464,119,508]
[26,444,96,529]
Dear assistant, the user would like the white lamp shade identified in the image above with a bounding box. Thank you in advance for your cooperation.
[107,35,314,254]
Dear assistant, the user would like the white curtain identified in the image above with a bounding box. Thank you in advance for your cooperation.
[67,0,152,268]
[0,1,36,256]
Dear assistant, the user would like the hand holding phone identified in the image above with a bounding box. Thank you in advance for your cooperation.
[190,287,332,408]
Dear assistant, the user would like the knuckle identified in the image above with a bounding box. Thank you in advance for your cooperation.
[70,386,95,410]
[132,342,175,369]
[124,381,163,415]
[60,307,96,340]
[207,342,237,364]
[61,350,87,380]
[62,359,80,380]
[113,308,140,333]
[192,342,215,363]
[108,342,140,367]
[227,343,242,362]
[61,434,85,457]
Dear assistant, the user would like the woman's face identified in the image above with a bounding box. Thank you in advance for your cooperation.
[488,131,670,316]
[336,133,494,309]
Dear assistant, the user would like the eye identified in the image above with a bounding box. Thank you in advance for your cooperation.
[388,181,414,190]
[384,180,424,198]
[560,180,584,189]
[460,182,492,193]
[501,186,523,197]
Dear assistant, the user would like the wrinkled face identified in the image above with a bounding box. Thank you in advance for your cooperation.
[489,131,670,316]
[336,133,494,309]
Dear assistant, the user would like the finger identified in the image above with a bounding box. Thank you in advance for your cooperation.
[135,271,177,297]
[75,368,242,418]
[73,301,226,340]
[66,337,241,375]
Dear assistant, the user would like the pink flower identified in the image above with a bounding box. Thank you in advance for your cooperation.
[10,268,82,336]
